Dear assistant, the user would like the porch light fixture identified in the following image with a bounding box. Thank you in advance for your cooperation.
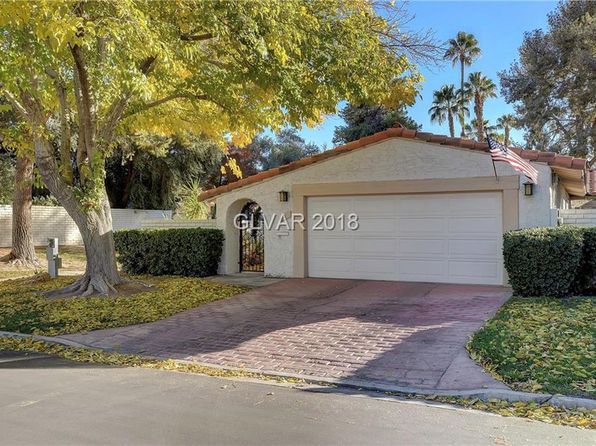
[524,182,534,196]
[278,190,289,202]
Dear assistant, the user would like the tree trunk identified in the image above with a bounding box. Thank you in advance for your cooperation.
[459,60,466,137]
[33,136,122,296]
[448,110,455,138]
[2,155,39,267]
[475,97,484,142]
[504,127,510,146]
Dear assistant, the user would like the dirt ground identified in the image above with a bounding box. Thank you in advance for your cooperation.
[0,246,86,280]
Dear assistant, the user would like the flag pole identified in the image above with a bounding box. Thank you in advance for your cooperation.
[485,129,499,182]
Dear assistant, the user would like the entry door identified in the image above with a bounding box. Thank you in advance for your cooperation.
[239,202,264,272]
[307,192,503,285]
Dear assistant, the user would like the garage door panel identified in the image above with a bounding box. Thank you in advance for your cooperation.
[399,217,446,234]
[307,197,352,215]
[309,257,353,275]
[448,239,499,256]
[395,196,449,215]
[354,258,397,274]
[309,238,353,255]
[307,193,503,285]
[448,260,500,281]
[399,238,447,256]
[354,238,398,254]
[352,197,396,215]
[400,259,445,277]
[448,216,501,234]
[448,193,501,214]
[356,217,397,234]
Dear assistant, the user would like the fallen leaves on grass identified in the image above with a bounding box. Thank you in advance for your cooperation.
[468,296,595,398]
[0,274,247,336]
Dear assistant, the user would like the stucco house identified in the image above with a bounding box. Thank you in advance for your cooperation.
[199,127,594,286]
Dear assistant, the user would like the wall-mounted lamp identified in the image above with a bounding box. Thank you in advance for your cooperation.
[524,182,534,196]
[278,190,289,202]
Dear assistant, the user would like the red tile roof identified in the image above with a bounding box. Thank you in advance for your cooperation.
[199,127,590,201]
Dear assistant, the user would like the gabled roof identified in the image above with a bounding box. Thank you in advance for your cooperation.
[199,127,590,201]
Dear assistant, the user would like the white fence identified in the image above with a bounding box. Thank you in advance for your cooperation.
[0,205,172,247]
[559,209,596,227]
[141,219,217,229]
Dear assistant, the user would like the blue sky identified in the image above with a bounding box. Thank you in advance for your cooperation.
[294,0,557,148]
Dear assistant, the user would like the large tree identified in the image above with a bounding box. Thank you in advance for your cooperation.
[428,84,464,138]
[333,103,420,145]
[105,133,223,209]
[499,0,595,157]
[465,72,497,141]
[444,32,481,138]
[216,129,320,185]
[0,1,427,295]
[0,104,38,266]
[262,129,319,170]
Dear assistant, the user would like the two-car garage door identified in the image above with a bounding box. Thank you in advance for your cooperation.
[307,192,503,285]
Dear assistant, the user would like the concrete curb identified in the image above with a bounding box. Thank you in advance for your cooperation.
[2,331,595,411]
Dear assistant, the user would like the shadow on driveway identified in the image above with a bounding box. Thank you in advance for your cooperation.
[60,279,511,391]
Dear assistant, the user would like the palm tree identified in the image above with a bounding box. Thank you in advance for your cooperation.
[465,119,498,141]
[444,32,481,137]
[465,72,497,141]
[496,114,517,146]
[428,84,465,137]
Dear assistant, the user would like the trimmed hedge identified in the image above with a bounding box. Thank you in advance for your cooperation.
[503,226,595,297]
[114,228,224,277]
[577,227,596,294]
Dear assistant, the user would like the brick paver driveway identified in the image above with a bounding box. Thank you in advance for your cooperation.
[62,279,511,391]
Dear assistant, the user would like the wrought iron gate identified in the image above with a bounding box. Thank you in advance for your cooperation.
[239,202,264,272]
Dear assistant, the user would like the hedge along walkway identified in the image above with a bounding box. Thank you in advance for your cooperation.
[0,274,247,336]
[469,295,595,399]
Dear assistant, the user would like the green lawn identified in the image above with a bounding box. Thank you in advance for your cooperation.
[0,246,87,281]
[0,274,247,336]
[469,296,595,398]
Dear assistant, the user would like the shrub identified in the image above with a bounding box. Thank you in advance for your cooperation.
[503,227,584,297]
[577,227,596,294]
[114,228,224,276]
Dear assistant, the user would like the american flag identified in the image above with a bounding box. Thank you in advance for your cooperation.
[487,135,538,184]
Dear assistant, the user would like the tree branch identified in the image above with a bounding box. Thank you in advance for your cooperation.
[180,32,213,42]
[123,93,208,119]
[73,68,87,175]
[45,67,73,184]
[97,55,158,145]
[0,84,30,121]
[70,43,96,161]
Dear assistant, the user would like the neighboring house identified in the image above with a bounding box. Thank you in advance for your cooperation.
[199,127,594,286]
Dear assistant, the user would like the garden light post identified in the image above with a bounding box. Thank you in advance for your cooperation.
[46,237,62,278]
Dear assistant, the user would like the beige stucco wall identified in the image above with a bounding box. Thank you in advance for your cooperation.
[214,138,554,277]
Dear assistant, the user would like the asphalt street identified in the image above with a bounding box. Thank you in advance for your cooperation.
[0,350,594,445]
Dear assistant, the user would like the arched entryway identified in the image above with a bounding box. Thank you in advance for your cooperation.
[238,201,264,272]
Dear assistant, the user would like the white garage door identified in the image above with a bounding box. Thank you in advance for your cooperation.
[307,192,503,285]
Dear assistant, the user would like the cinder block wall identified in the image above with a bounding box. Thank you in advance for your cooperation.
[141,219,216,229]
[0,206,172,247]
[559,209,596,227]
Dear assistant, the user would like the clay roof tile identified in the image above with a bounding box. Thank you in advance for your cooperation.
[197,128,591,201]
